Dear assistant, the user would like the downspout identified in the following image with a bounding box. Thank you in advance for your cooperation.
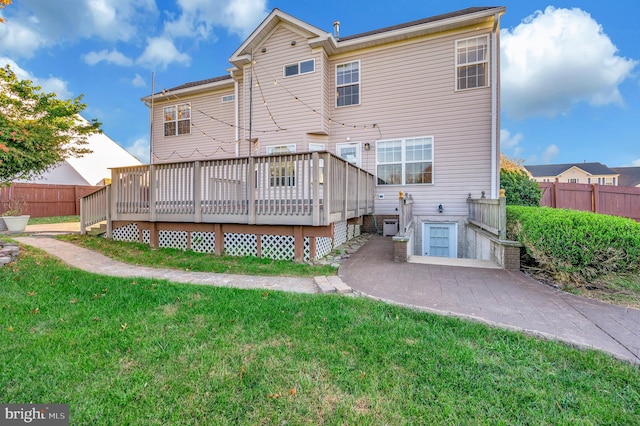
[234,75,239,157]
[490,13,501,198]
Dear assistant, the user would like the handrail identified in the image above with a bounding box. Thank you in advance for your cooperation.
[80,186,110,235]
[467,191,506,239]
[83,152,375,229]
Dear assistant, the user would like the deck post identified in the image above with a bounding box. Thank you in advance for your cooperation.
[343,161,348,221]
[194,161,202,222]
[80,196,86,236]
[323,154,331,226]
[149,164,157,222]
[312,152,320,226]
[248,157,256,225]
[106,185,112,238]
[293,225,304,262]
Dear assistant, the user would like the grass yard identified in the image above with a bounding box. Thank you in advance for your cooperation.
[28,216,80,225]
[58,234,337,278]
[1,245,639,425]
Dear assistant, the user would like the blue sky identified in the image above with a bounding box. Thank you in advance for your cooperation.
[1,1,638,167]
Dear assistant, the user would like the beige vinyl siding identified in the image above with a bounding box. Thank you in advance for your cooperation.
[328,28,495,216]
[241,26,326,154]
[152,88,236,163]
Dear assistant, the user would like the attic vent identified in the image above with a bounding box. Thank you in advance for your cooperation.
[333,21,340,39]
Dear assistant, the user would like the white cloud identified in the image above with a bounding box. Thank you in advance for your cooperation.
[0,57,73,99]
[0,0,157,57]
[137,37,191,70]
[501,6,637,119]
[127,137,150,163]
[131,73,146,88]
[500,128,523,149]
[166,0,268,40]
[83,49,134,66]
[542,144,560,163]
[632,159,640,166]
[0,18,45,58]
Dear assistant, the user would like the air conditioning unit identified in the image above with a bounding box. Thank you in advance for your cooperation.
[383,219,398,236]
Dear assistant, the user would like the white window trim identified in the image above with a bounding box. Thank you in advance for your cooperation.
[375,136,434,186]
[455,35,490,91]
[163,103,191,137]
[283,59,315,78]
[335,60,361,108]
[266,144,296,155]
[308,143,325,152]
[336,142,361,167]
[221,94,235,103]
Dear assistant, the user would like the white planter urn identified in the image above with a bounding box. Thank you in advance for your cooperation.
[2,215,30,232]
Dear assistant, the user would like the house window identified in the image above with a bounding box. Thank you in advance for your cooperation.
[376,137,433,185]
[284,59,315,77]
[456,36,489,90]
[336,61,360,107]
[266,144,296,187]
[163,104,191,136]
[568,178,579,183]
[221,95,235,103]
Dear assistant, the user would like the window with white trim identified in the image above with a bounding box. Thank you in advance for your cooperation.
[336,60,360,107]
[376,137,433,185]
[284,59,315,77]
[221,94,235,103]
[456,36,489,90]
[163,103,191,136]
[266,144,296,187]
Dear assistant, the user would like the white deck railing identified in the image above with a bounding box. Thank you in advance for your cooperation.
[467,191,507,239]
[81,152,375,232]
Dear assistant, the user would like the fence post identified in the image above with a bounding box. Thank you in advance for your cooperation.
[552,181,559,208]
[592,183,599,213]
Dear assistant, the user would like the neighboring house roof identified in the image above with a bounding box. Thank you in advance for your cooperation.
[611,167,640,187]
[18,117,142,186]
[524,162,617,177]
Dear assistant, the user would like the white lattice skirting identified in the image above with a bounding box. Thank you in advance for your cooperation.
[110,221,360,262]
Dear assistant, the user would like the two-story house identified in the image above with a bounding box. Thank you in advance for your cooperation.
[91,7,505,262]
[525,162,620,185]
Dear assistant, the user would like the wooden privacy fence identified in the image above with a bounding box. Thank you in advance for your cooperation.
[0,183,102,217]
[539,182,640,221]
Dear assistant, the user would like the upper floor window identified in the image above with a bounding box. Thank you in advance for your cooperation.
[284,59,315,77]
[456,36,489,90]
[336,60,360,107]
[221,94,235,103]
[376,137,433,185]
[163,103,191,136]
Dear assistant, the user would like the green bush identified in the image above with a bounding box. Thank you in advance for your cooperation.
[500,169,542,206]
[507,206,640,281]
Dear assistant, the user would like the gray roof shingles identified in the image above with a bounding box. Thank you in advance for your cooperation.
[611,167,640,187]
[525,162,617,177]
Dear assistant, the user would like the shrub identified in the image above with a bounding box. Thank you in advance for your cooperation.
[507,206,640,282]
[500,169,541,206]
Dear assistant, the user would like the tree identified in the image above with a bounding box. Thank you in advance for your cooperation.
[499,154,541,206]
[0,0,11,24]
[0,65,101,184]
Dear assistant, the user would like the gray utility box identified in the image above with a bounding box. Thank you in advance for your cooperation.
[383,219,399,236]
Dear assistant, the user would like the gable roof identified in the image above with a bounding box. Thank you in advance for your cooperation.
[524,162,618,177]
[19,117,142,186]
[611,167,640,186]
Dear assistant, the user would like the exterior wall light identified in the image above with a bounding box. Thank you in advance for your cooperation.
[438,204,444,213]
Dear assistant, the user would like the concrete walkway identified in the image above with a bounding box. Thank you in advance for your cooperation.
[10,231,640,364]
[340,234,640,365]
[13,236,318,294]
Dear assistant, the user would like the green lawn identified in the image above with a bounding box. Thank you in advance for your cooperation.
[58,234,337,278]
[28,215,80,225]
[1,245,638,425]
